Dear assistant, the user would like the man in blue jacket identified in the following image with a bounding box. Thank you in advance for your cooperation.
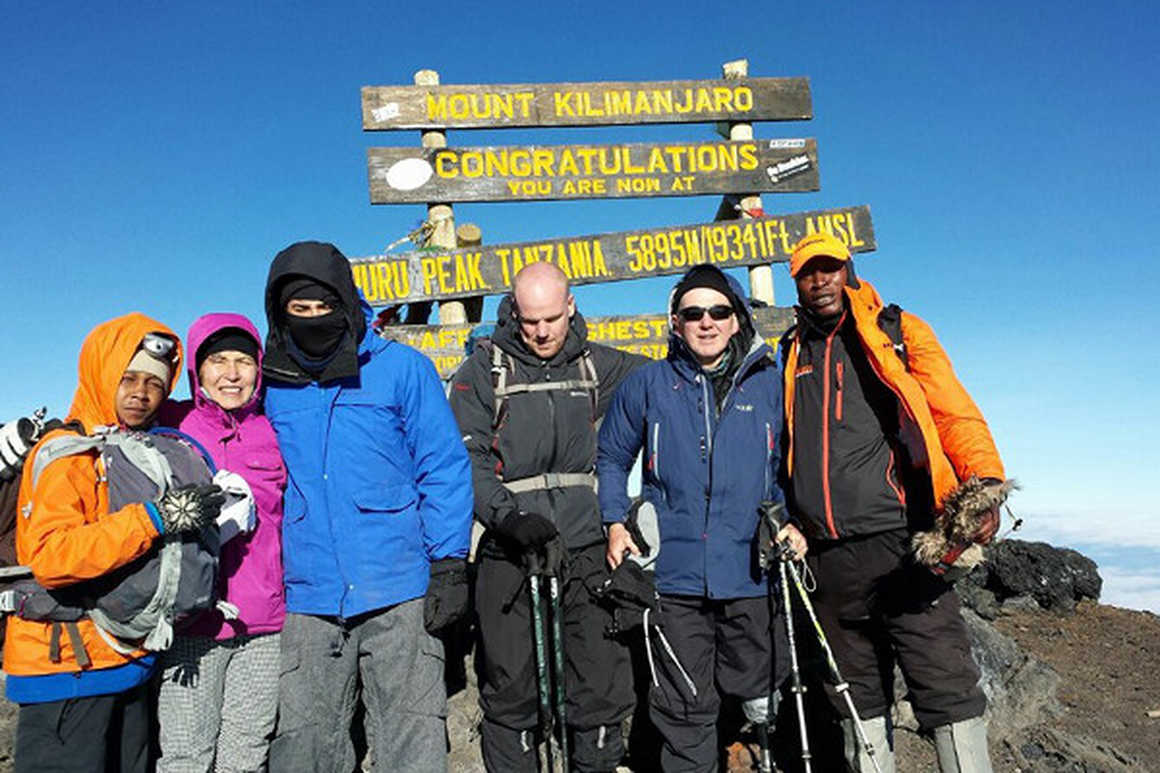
[262,241,473,773]
[598,265,805,771]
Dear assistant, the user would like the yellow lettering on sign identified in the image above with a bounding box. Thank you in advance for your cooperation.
[435,152,457,178]
[426,94,447,120]
[558,151,580,177]
[607,90,632,115]
[734,86,753,111]
[496,249,513,286]
[616,177,661,194]
[436,255,454,294]
[647,148,669,174]
[420,257,440,295]
[514,92,535,118]
[739,143,758,170]
[553,92,575,117]
[651,90,672,115]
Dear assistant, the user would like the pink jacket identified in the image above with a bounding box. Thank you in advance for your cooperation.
[162,313,286,639]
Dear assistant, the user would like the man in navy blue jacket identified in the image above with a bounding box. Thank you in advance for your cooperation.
[261,241,473,773]
[598,265,805,772]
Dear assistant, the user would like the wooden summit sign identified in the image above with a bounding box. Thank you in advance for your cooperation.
[367,138,819,204]
[382,307,797,379]
[349,205,873,306]
[362,77,811,130]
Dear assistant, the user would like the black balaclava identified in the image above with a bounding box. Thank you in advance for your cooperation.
[279,277,348,361]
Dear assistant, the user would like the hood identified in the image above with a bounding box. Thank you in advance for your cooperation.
[262,241,368,384]
[666,266,759,370]
[68,312,183,432]
[185,313,264,413]
[491,294,589,366]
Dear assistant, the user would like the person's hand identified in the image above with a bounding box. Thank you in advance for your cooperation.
[776,523,808,561]
[496,512,558,550]
[424,557,469,633]
[606,522,641,570]
[154,484,224,534]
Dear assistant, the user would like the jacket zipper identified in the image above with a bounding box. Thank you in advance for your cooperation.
[821,317,844,539]
[764,422,773,497]
[835,360,844,423]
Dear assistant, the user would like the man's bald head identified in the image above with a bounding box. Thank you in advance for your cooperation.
[511,262,575,360]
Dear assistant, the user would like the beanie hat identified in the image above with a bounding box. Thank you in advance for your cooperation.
[196,328,259,372]
[671,265,743,315]
[278,276,341,315]
[125,348,173,386]
[789,232,852,277]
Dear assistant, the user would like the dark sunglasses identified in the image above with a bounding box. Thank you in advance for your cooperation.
[677,304,734,322]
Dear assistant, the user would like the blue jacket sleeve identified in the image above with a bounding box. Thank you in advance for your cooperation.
[596,368,647,525]
[401,353,473,560]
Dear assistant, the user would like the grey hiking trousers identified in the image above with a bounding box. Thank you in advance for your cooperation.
[268,599,447,772]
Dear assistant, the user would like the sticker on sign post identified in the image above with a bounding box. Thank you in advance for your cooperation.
[385,158,434,191]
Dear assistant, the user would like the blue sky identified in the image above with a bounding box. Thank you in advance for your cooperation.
[3,2,1158,608]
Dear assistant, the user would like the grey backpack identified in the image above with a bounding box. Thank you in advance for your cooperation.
[1,427,222,664]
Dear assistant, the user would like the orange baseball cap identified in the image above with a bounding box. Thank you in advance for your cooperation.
[789,232,852,277]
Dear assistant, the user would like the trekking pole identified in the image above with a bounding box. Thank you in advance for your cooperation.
[783,559,884,773]
[528,566,556,772]
[779,556,812,773]
[548,575,569,772]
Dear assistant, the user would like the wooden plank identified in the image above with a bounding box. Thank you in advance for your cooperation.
[348,205,874,306]
[381,307,797,379]
[362,77,811,130]
[367,138,819,204]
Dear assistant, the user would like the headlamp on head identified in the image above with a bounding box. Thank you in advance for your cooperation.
[141,332,177,361]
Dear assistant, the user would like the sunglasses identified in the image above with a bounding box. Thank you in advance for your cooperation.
[677,304,734,322]
[141,332,177,360]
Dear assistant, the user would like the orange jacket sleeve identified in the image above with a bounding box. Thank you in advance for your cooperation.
[17,449,161,589]
[901,312,1005,482]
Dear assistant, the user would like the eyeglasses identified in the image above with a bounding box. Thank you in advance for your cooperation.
[677,305,734,323]
[141,332,177,360]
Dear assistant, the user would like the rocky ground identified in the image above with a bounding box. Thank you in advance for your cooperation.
[2,540,1159,771]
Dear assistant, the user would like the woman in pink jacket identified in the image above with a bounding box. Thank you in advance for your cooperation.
[157,313,287,772]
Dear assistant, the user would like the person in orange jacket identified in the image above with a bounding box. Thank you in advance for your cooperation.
[4,313,223,773]
[779,233,1013,773]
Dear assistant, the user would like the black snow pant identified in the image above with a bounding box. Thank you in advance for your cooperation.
[14,681,152,773]
[805,527,986,728]
[648,594,784,773]
[475,541,634,772]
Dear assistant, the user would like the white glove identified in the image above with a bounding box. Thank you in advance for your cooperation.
[0,415,41,482]
[212,469,256,544]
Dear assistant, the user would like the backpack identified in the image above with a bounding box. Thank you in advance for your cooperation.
[1,426,223,664]
[478,338,601,496]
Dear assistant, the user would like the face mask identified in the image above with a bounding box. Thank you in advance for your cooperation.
[285,312,347,359]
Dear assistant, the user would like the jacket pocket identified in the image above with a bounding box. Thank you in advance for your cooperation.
[353,485,418,515]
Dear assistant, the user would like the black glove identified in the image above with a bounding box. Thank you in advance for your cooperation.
[756,501,790,571]
[497,511,558,550]
[154,484,224,534]
[424,557,469,633]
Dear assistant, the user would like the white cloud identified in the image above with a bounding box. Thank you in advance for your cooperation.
[1096,566,1160,615]
[1011,510,1160,551]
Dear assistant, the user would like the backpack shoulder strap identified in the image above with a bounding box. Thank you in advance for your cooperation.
[579,348,599,420]
[876,303,909,370]
[30,431,105,488]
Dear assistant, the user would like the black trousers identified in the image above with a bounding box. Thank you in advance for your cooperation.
[475,542,633,772]
[648,594,781,773]
[14,681,152,773]
[806,528,986,728]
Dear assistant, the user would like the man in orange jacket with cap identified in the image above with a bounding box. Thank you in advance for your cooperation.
[4,313,224,773]
[779,233,1013,773]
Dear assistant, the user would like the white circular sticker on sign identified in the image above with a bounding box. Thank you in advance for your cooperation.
[385,158,433,191]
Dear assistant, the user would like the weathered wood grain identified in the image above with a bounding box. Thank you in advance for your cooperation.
[362,77,811,130]
[348,205,873,306]
[367,139,819,204]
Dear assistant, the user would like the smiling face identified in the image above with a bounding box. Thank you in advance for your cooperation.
[673,287,740,368]
[198,350,258,410]
[794,257,849,318]
[115,371,167,429]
